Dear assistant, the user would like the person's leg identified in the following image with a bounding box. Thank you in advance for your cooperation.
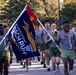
[20,60,24,65]
[28,58,32,66]
[23,60,26,68]
[68,50,75,72]
[51,57,57,75]
[39,44,44,64]
[68,59,74,70]
[37,56,40,61]
[46,57,50,68]
[68,59,74,75]
[62,58,69,75]
[7,58,11,67]
[56,57,60,71]
[42,51,46,68]
[43,44,49,68]
[40,51,44,64]
[50,49,56,70]
[45,50,51,71]
[26,58,29,70]
[51,57,56,70]
[0,59,3,75]
[7,50,11,66]
[4,58,9,75]
[36,44,40,62]
[56,49,61,72]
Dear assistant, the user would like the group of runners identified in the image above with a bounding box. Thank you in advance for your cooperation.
[35,21,76,75]
[0,20,76,75]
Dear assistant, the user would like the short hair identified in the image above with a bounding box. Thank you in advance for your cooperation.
[0,24,7,28]
[62,21,69,25]
[44,20,51,24]
[0,24,4,28]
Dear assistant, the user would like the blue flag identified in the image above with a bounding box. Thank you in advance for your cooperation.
[10,6,40,61]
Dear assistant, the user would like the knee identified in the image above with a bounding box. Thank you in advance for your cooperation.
[56,62,60,65]
[56,60,60,65]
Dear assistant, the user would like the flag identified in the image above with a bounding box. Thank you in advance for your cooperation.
[26,5,37,30]
[26,5,37,23]
[10,5,40,61]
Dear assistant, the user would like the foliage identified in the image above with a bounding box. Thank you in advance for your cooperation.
[0,0,25,26]
[60,0,76,24]
[0,0,76,27]
[0,0,58,26]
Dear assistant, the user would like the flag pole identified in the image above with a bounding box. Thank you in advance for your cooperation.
[37,18,61,51]
[0,5,27,45]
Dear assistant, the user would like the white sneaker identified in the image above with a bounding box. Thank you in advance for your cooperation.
[69,70,74,75]
[69,70,72,75]
[56,69,60,72]
[53,71,56,75]
[26,66,29,71]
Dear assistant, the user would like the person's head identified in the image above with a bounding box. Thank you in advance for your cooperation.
[39,25,42,30]
[63,21,70,33]
[44,21,51,29]
[72,27,76,32]
[0,24,4,35]
[51,23,57,30]
[4,27,8,33]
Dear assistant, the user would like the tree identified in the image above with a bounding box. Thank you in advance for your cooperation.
[60,0,76,23]
[0,0,9,19]
[0,0,26,26]
[0,0,59,26]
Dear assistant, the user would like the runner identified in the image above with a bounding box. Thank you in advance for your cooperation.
[0,24,10,75]
[45,23,61,74]
[36,25,45,65]
[57,21,76,75]
[41,21,51,71]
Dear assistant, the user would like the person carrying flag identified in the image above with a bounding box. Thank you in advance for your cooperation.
[41,21,51,71]
[0,24,10,75]
[45,23,61,74]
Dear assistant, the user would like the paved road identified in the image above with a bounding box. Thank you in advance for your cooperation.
[9,55,76,75]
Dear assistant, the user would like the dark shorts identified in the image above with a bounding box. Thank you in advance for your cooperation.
[39,43,49,51]
[0,50,10,61]
[39,44,45,51]
[50,48,61,57]
[37,43,40,48]
[43,43,49,50]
